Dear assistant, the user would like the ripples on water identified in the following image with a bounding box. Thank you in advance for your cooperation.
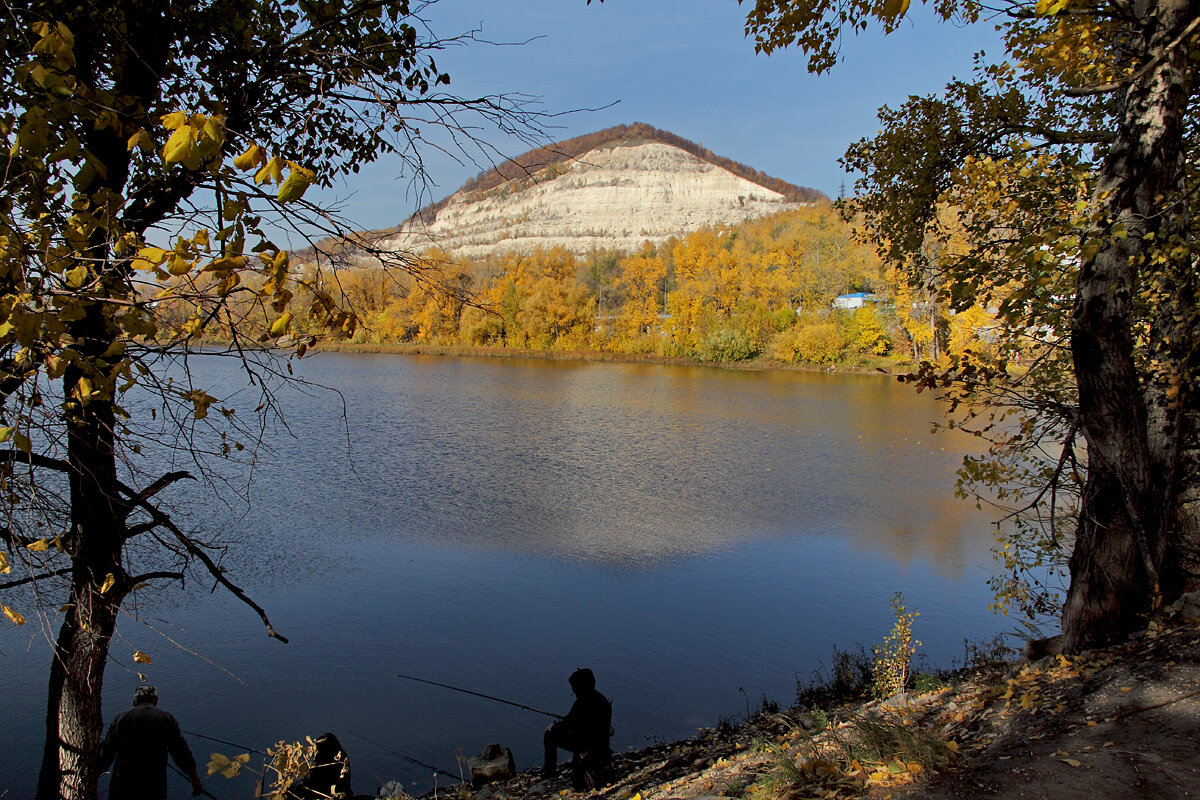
[1,354,1013,798]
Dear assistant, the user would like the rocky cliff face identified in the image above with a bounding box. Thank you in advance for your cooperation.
[378,142,810,260]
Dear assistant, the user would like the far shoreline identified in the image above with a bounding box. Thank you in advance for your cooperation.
[307,341,908,377]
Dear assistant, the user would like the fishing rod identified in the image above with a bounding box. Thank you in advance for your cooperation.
[397,672,564,719]
[346,731,464,782]
[183,728,269,756]
[167,762,222,800]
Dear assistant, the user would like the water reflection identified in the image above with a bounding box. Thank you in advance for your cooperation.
[241,355,987,574]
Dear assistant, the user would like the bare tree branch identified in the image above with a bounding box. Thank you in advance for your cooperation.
[117,479,288,643]
[0,451,71,473]
[119,471,195,521]
[1,525,46,548]
[128,570,185,586]
[0,568,71,590]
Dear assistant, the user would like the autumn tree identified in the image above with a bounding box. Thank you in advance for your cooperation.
[741,0,1200,649]
[614,243,668,348]
[0,2,547,798]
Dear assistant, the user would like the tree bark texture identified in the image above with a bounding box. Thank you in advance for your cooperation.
[36,585,123,800]
[1062,0,1199,650]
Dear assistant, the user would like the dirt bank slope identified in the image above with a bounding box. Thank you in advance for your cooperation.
[456,613,1200,800]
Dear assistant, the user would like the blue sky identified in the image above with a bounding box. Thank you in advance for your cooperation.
[313,0,1004,233]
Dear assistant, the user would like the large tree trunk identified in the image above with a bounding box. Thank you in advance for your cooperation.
[1061,0,1198,651]
[36,583,122,800]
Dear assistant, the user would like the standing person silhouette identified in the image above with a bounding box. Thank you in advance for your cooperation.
[99,685,204,798]
[543,668,612,790]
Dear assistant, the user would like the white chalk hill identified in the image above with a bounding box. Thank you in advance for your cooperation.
[373,125,822,261]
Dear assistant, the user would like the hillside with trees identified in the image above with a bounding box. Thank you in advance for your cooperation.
[228,202,1004,370]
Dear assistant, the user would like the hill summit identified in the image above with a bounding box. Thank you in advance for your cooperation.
[377,123,825,260]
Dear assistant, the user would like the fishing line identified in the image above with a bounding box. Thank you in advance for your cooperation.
[183,729,269,756]
[396,672,564,719]
[346,730,463,782]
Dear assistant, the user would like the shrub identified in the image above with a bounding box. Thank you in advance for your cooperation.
[697,327,760,361]
[792,321,845,364]
[872,593,922,700]
[843,306,890,355]
[771,306,799,332]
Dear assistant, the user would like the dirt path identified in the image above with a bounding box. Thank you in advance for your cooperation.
[889,621,1200,800]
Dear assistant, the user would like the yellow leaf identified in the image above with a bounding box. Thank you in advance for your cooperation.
[210,751,250,778]
[0,426,13,443]
[99,573,115,594]
[132,650,152,664]
[200,115,226,148]
[207,753,231,776]
[168,254,193,276]
[65,264,88,288]
[2,604,26,626]
[162,125,195,165]
[255,156,286,186]
[233,144,264,170]
[1019,692,1035,709]
[276,167,313,203]
[0,552,9,575]
[883,0,911,17]
[945,740,959,753]
[13,431,31,453]
[1061,758,1082,767]
[127,130,155,152]
[161,110,188,130]
[1036,0,1070,16]
[269,312,292,337]
[254,161,274,184]
[27,538,51,552]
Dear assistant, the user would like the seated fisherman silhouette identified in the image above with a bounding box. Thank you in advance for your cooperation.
[287,732,356,800]
[543,668,612,790]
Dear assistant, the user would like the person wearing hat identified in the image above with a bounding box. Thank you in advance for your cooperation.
[99,685,204,798]
[542,668,612,790]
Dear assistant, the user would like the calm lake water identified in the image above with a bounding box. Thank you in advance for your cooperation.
[1,354,1021,798]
